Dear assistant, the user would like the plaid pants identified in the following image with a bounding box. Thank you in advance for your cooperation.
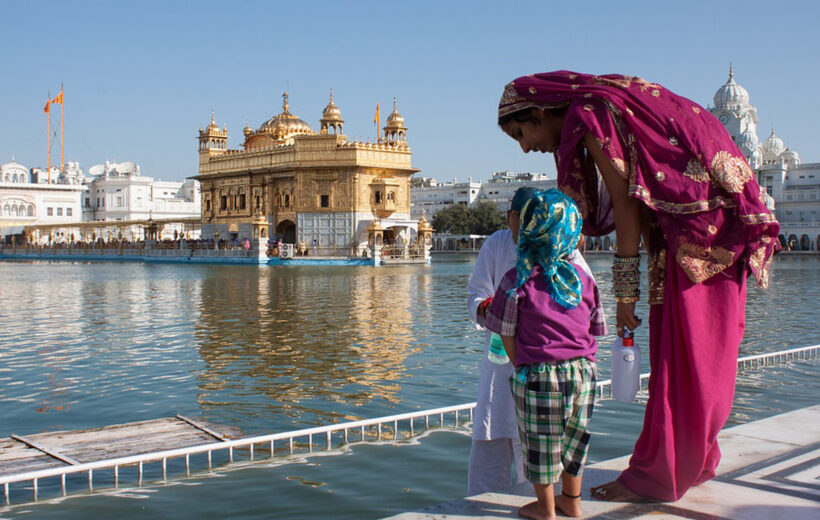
[511,358,596,484]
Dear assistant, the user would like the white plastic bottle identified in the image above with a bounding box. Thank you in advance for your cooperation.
[611,330,640,402]
[487,333,509,364]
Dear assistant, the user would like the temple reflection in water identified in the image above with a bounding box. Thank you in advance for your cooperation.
[192,266,420,425]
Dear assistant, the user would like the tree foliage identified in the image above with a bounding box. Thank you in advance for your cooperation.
[431,201,506,235]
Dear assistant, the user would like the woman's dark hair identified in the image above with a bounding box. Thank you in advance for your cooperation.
[498,105,569,127]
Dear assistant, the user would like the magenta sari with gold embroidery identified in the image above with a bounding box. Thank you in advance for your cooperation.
[499,71,779,288]
[499,71,779,501]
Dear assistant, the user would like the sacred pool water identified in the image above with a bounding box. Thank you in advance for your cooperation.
[0,255,817,519]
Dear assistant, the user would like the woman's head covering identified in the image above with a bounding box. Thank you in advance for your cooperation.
[511,188,582,309]
[498,71,779,289]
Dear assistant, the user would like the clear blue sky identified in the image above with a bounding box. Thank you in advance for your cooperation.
[2,0,817,182]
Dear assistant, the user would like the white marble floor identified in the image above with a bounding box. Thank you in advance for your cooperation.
[385,405,820,520]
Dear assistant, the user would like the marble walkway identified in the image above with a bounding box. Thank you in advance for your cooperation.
[386,405,819,520]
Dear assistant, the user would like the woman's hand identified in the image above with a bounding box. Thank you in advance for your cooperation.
[616,301,642,337]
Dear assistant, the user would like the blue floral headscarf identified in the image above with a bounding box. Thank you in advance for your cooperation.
[511,188,583,309]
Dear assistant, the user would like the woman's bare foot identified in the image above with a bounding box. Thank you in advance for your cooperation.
[554,492,583,517]
[518,499,554,520]
[590,480,646,502]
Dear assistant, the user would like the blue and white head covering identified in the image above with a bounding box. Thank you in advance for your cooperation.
[511,188,583,309]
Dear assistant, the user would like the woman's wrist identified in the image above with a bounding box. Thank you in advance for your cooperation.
[612,255,641,303]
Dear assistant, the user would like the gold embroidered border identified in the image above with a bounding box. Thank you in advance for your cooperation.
[630,185,738,214]
[740,213,778,225]
[748,244,772,289]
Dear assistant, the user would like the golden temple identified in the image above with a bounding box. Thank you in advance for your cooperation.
[193,92,424,256]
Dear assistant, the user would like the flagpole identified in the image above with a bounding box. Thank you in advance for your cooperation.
[60,83,64,170]
[375,102,380,143]
[47,90,51,179]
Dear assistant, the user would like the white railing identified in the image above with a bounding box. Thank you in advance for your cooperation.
[2,345,817,505]
[1,403,475,504]
[595,343,818,399]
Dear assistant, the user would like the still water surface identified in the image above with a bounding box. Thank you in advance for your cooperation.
[0,255,817,519]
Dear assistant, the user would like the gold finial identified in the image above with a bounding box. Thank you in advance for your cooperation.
[282,91,290,114]
[729,63,733,79]
[393,97,398,111]
[329,88,334,103]
[211,109,215,123]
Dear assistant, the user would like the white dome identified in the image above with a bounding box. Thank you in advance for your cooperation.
[1,159,27,174]
[762,129,785,156]
[713,69,749,109]
[739,130,758,150]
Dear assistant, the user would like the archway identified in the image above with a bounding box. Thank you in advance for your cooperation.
[383,229,396,245]
[800,234,811,251]
[276,219,296,244]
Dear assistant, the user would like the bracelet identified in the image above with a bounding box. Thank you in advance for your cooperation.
[613,255,641,264]
[612,255,641,301]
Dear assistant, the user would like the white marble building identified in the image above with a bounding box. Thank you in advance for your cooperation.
[410,177,482,220]
[709,69,819,250]
[82,161,201,222]
[0,159,86,238]
[477,171,556,212]
[410,171,558,221]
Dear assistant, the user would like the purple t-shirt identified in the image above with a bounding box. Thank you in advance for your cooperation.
[485,263,607,366]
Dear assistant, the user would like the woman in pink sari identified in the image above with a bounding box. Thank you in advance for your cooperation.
[498,71,779,502]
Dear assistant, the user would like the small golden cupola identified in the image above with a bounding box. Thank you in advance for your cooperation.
[258,91,314,144]
[319,89,344,135]
[198,110,228,155]
[383,97,407,145]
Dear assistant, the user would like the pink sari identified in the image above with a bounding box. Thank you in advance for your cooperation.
[499,71,778,500]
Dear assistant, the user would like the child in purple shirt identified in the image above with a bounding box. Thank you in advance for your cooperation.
[486,188,607,520]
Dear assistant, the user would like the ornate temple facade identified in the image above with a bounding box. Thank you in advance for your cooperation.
[193,93,421,255]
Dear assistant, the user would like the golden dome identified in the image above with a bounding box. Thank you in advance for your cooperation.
[206,110,223,133]
[322,89,343,121]
[385,97,405,129]
[259,92,314,139]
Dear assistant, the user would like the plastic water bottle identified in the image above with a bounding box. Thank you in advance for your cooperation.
[487,333,509,364]
[611,330,640,402]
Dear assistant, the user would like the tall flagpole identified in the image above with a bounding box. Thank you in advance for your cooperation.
[374,102,380,143]
[47,90,51,179]
[60,83,64,170]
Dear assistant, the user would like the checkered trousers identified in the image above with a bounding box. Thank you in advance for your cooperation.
[511,357,596,484]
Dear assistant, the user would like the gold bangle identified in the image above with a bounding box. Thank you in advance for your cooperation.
[615,295,640,304]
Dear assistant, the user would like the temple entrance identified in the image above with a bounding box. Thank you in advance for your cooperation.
[276,220,296,244]
[383,229,396,245]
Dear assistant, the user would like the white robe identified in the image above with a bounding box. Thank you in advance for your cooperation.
[467,229,594,441]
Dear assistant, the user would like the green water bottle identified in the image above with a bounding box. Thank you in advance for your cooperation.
[488,333,509,364]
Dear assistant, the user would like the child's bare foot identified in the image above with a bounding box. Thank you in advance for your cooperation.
[554,492,583,517]
[518,499,555,520]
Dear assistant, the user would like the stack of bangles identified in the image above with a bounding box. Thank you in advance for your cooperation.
[612,255,640,303]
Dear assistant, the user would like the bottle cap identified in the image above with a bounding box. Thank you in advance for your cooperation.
[622,331,634,347]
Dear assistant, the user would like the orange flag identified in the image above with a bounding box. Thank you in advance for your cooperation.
[51,91,63,104]
[374,102,380,126]
[43,101,50,113]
